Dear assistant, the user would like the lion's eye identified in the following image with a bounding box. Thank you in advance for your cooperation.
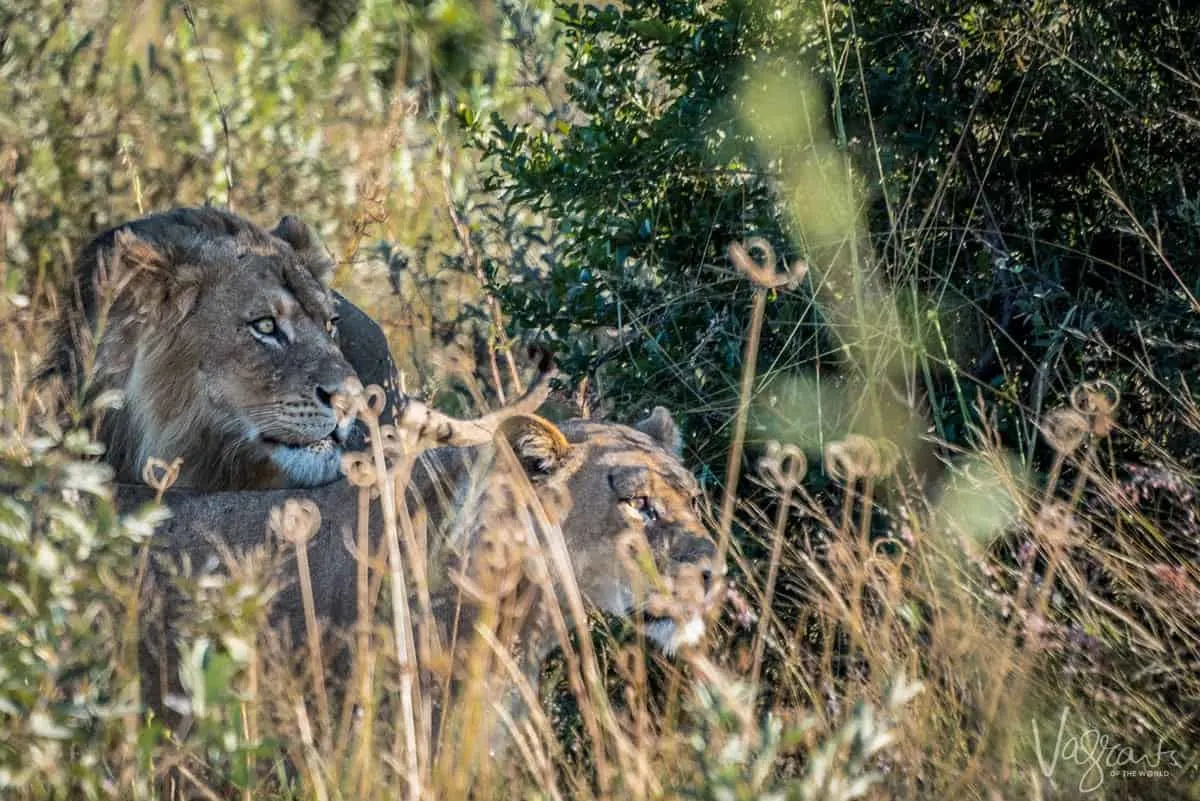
[626,495,658,523]
[250,317,278,337]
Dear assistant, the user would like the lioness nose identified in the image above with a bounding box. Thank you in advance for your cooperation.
[671,532,719,594]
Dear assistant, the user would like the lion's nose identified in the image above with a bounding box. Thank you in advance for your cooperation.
[321,375,366,446]
[315,374,362,409]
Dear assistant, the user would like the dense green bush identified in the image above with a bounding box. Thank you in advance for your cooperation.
[479,0,1200,469]
[475,0,823,470]
[838,1,1200,460]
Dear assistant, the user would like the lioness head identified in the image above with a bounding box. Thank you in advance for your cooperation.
[134,405,719,753]
[441,407,721,655]
[46,207,360,490]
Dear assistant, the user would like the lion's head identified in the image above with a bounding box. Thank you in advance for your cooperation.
[434,406,721,656]
[45,207,361,490]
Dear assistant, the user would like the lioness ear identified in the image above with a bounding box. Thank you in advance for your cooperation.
[108,229,200,322]
[497,414,572,477]
[635,406,682,455]
[272,215,333,286]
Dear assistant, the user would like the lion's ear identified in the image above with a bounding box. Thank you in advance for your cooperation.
[272,215,333,286]
[271,215,313,251]
[108,229,200,322]
[497,414,572,477]
[635,406,682,455]
[112,228,166,274]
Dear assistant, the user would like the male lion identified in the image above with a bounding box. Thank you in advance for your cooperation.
[135,405,721,754]
[41,206,548,490]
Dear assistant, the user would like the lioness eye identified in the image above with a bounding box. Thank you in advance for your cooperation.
[250,317,278,336]
[626,496,658,523]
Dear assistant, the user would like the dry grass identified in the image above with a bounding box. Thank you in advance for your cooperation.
[5,253,1196,799]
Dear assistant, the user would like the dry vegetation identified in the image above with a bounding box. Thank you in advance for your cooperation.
[1,0,1198,799]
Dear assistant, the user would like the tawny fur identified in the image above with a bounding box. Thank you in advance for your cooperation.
[135,409,720,750]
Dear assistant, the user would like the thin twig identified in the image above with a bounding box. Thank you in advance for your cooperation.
[272,500,331,749]
[181,3,235,205]
[717,238,805,564]
[717,287,765,564]
[439,143,523,402]
[1095,170,1200,313]
[750,443,805,688]
[361,392,423,801]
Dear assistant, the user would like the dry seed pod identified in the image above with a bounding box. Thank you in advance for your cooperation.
[269,498,322,546]
[728,237,808,290]
[331,375,364,428]
[362,384,388,422]
[1033,501,1086,547]
[1040,407,1090,454]
[824,434,884,481]
[142,457,183,494]
[376,424,408,460]
[1070,380,1120,437]
[340,451,377,488]
[758,440,807,491]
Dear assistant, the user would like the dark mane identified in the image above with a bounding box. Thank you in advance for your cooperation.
[39,206,264,395]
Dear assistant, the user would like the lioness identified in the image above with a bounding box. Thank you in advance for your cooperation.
[135,406,720,751]
[42,207,548,490]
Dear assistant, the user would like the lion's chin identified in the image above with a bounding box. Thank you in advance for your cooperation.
[267,438,344,488]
